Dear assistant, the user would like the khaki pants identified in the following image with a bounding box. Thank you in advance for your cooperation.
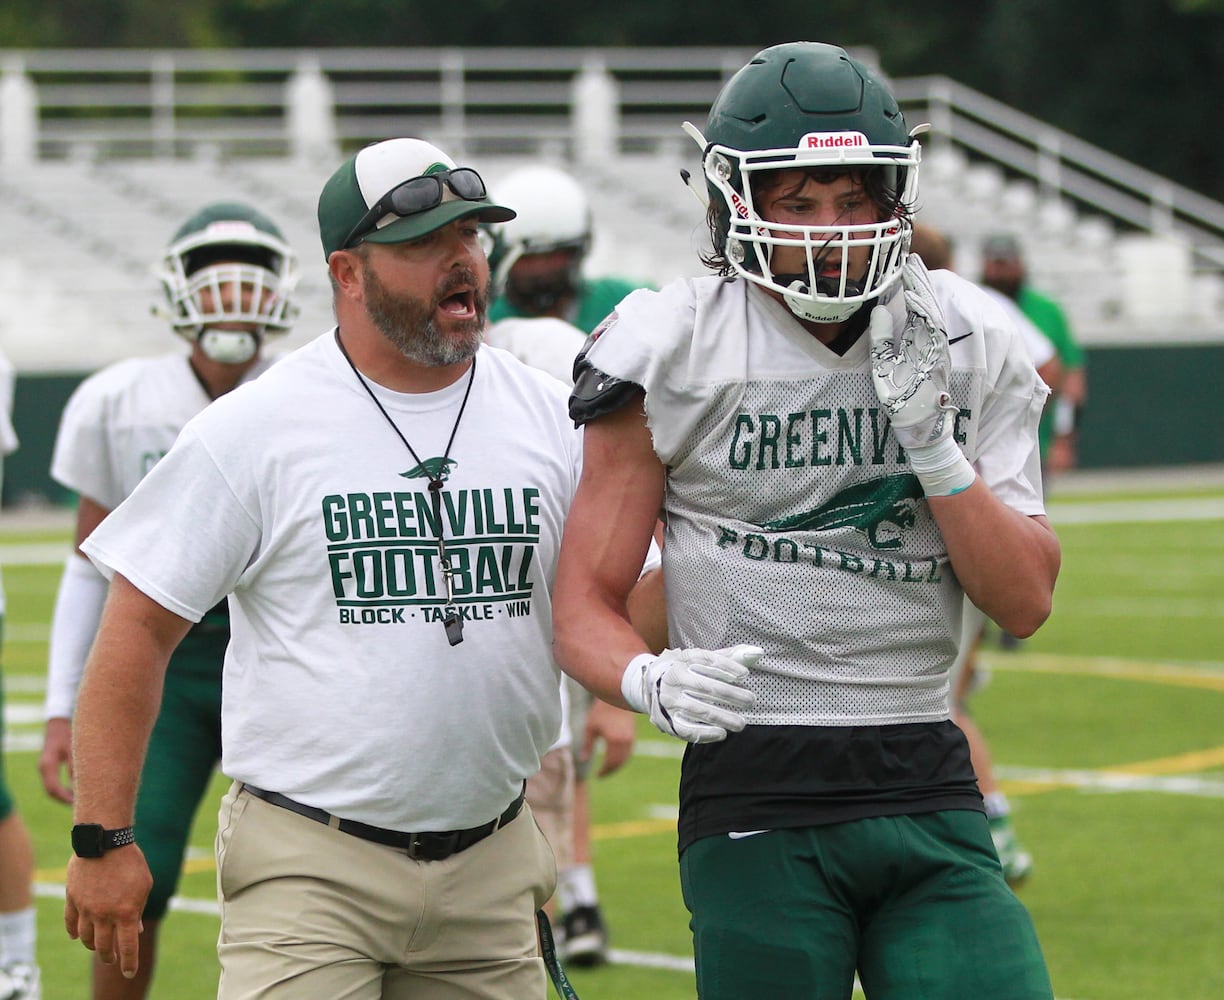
[525,746,575,874]
[215,781,556,999]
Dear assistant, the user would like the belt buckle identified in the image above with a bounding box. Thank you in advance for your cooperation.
[406,831,461,861]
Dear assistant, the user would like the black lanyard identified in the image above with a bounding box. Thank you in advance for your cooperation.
[334,329,475,645]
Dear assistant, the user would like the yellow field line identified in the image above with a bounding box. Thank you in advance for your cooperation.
[37,852,216,884]
[31,653,1224,879]
[590,817,677,841]
[1105,744,1224,776]
[985,651,1224,691]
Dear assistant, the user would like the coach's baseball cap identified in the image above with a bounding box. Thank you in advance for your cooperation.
[317,137,515,258]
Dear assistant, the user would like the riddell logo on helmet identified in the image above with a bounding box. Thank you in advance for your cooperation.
[800,132,869,150]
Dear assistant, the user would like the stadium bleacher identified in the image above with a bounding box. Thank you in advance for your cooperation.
[3,145,1221,373]
[0,47,1221,491]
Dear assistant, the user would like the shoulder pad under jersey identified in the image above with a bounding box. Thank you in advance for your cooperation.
[568,327,643,427]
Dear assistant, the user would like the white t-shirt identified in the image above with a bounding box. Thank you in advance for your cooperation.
[580,269,1048,727]
[84,332,582,830]
[981,286,1056,369]
[486,317,588,386]
[51,353,272,510]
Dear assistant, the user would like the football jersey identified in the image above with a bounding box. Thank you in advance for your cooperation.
[51,353,272,511]
[577,268,1049,847]
[580,269,1048,728]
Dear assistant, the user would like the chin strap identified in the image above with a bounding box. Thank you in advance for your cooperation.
[776,274,867,324]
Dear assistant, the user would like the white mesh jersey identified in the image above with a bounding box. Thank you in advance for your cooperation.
[581,270,1048,727]
[51,353,272,510]
[83,333,582,831]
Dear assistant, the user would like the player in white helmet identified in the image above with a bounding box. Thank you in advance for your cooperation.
[553,41,1060,998]
[487,164,644,336]
[39,201,298,999]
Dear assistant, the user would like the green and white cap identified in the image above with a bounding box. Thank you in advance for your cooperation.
[317,137,515,258]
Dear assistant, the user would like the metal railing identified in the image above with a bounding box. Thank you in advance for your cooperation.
[0,47,757,162]
[2,47,1222,271]
[894,75,1224,270]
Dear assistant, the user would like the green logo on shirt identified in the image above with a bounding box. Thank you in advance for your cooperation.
[400,457,459,482]
[763,473,924,550]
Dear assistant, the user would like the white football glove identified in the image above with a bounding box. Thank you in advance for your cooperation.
[621,645,761,744]
[869,254,959,452]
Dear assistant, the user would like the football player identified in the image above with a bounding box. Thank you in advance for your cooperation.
[553,41,1060,999]
[39,201,298,999]
[487,164,643,336]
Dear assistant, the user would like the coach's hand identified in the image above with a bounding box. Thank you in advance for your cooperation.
[621,645,760,743]
[65,845,153,980]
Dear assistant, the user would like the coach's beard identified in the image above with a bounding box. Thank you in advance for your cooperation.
[364,263,488,368]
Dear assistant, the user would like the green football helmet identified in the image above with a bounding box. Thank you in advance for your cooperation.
[154,201,300,363]
[693,42,922,323]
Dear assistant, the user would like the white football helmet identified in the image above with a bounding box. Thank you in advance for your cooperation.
[488,165,592,311]
[694,42,923,324]
[154,202,300,363]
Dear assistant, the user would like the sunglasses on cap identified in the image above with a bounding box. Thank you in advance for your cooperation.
[342,168,489,250]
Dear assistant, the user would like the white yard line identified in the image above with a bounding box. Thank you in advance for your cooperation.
[0,541,70,565]
[1047,496,1224,524]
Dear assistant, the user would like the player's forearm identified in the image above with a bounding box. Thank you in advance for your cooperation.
[930,481,1060,637]
[71,577,191,826]
[554,582,652,709]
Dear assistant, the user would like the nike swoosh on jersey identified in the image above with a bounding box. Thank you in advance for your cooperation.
[727,830,770,840]
[948,332,975,345]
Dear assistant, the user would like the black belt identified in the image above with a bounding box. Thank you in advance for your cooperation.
[241,783,524,861]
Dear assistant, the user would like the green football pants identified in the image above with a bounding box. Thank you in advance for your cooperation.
[679,809,1054,1000]
[136,635,225,919]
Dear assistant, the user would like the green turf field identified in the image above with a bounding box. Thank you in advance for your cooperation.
[2,478,1222,999]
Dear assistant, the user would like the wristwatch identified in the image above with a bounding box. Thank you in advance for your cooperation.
[71,823,136,858]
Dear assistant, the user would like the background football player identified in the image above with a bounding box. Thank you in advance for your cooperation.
[39,201,298,1000]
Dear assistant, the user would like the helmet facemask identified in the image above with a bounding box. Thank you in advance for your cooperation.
[497,238,589,315]
[173,261,296,363]
[703,135,920,324]
[154,209,301,363]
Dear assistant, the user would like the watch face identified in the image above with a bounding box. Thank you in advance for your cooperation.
[71,823,106,858]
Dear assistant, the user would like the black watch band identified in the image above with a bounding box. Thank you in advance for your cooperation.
[71,823,136,858]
